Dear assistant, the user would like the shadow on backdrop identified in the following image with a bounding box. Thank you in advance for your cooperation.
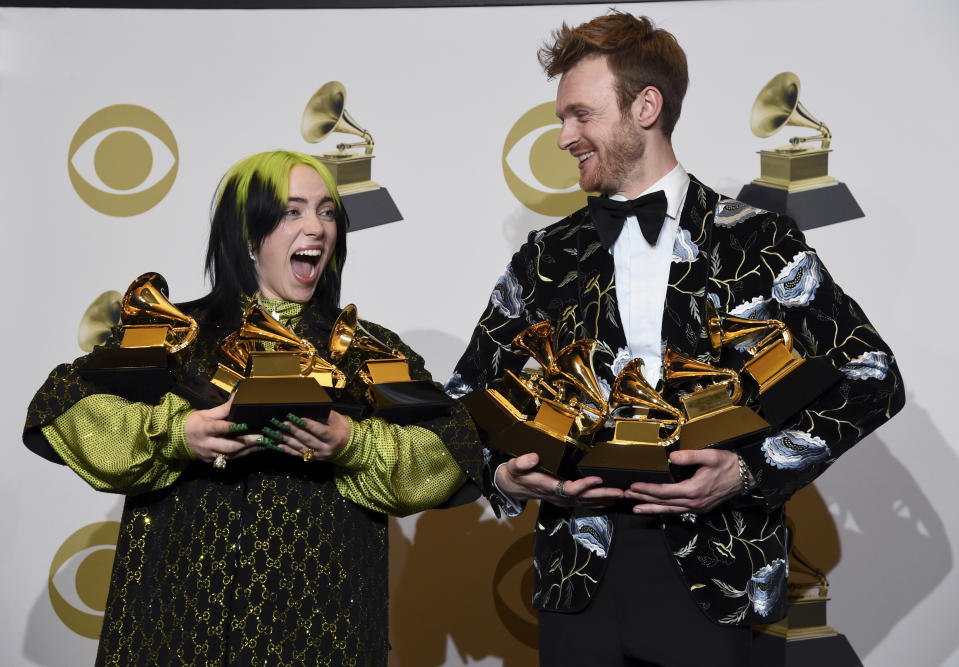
[390,502,538,667]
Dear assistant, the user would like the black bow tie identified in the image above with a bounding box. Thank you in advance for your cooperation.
[588,190,668,249]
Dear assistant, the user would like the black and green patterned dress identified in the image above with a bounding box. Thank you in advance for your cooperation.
[23,297,483,666]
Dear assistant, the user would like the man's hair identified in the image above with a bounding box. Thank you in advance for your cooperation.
[201,150,349,326]
[538,11,688,138]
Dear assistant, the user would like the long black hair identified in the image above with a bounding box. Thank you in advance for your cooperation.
[199,151,349,328]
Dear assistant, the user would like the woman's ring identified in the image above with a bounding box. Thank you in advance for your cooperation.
[302,449,314,463]
[555,480,570,499]
[213,453,227,469]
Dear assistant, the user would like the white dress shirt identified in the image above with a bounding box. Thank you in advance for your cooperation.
[610,163,689,387]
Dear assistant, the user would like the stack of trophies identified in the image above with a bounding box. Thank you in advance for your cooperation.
[461,302,841,488]
[80,272,453,432]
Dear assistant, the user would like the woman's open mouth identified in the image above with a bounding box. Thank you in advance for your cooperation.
[290,248,323,283]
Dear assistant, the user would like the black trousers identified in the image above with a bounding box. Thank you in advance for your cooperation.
[538,514,752,667]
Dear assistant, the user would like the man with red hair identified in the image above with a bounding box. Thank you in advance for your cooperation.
[449,11,903,666]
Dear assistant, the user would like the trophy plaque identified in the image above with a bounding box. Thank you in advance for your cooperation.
[214,299,360,431]
[328,304,454,421]
[577,358,685,487]
[706,301,842,427]
[81,272,198,403]
[737,72,863,230]
[301,81,401,230]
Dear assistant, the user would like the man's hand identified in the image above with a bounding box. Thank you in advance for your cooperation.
[625,448,745,515]
[495,453,624,509]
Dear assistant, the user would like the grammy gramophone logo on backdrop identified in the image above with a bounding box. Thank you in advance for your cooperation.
[502,102,586,217]
[48,522,120,639]
[68,104,179,217]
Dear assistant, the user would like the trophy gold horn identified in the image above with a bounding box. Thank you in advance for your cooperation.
[663,347,744,405]
[512,321,558,372]
[301,81,374,155]
[119,272,198,353]
[237,300,317,375]
[706,299,792,357]
[78,290,122,353]
[329,303,403,363]
[750,72,831,150]
[609,358,685,423]
[551,339,610,437]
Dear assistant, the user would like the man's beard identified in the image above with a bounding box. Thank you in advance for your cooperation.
[579,117,645,196]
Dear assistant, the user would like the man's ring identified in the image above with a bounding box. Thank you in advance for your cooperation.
[555,480,570,499]
[213,453,227,469]
[302,449,314,463]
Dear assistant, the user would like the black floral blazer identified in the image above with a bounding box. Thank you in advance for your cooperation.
[448,175,905,626]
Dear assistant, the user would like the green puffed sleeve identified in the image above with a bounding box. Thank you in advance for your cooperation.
[331,417,466,517]
[40,392,196,495]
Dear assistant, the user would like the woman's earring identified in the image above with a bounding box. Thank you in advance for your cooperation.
[247,244,256,262]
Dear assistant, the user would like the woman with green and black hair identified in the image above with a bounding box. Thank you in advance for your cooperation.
[23,150,483,665]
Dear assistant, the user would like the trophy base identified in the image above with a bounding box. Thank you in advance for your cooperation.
[229,377,363,431]
[751,632,861,667]
[753,598,860,667]
[737,182,864,231]
[367,380,456,422]
[678,405,770,451]
[80,346,175,403]
[578,421,677,488]
[491,420,581,476]
[758,357,844,427]
[341,187,402,231]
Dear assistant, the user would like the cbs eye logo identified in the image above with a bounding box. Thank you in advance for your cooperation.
[502,102,587,218]
[68,105,178,217]
[48,521,120,639]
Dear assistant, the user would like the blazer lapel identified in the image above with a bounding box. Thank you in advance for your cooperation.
[660,176,719,359]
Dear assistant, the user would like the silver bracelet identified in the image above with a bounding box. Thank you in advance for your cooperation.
[737,454,752,495]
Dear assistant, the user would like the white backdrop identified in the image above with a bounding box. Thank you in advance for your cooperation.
[1,1,956,665]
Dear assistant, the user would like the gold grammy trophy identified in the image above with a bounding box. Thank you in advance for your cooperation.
[662,347,770,452]
[706,300,842,426]
[212,298,358,430]
[301,81,401,230]
[460,322,606,475]
[577,358,685,486]
[737,72,863,229]
[328,304,454,420]
[81,272,198,402]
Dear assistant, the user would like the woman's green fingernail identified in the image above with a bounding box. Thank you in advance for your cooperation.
[269,418,292,432]
[286,413,306,427]
[262,427,284,440]
[255,436,282,451]
[228,423,248,433]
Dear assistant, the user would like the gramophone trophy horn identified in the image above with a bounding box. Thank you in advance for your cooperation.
[706,301,842,426]
[237,300,318,376]
[79,272,197,403]
[328,304,454,420]
[737,72,863,227]
[578,358,685,487]
[512,321,558,372]
[214,297,361,431]
[78,290,122,353]
[120,272,199,353]
[662,347,769,452]
[750,72,831,150]
[551,339,610,437]
[301,81,374,155]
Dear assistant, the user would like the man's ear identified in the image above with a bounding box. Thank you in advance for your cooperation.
[631,86,664,130]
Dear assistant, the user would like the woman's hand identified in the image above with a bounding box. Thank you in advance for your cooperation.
[184,394,257,465]
[259,411,352,462]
